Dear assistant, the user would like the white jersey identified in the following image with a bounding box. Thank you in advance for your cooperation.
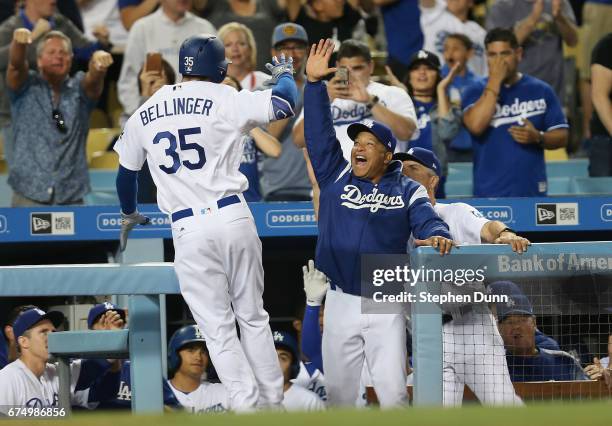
[114,81,274,214]
[420,0,487,76]
[283,384,325,412]
[168,380,229,413]
[295,81,417,161]
[434,203,488,244]
[293,361,326,401]
[240,71,270,91]
[0,359,90,412]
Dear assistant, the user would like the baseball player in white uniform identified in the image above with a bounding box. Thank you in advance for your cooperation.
[166,325,229,413]
[396,147,527,406]
[0,308,112,412]
[293,39,418,161]
[272,330,325,412]
[114,34,298,411]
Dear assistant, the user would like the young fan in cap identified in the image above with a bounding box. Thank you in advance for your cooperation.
[0,307,120,412]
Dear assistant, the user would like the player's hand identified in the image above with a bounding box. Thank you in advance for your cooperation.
[119,210,150,251]
[414,236,456,255]
[508,118,540,145]
[92,24,110,46]
[585,357,605,380]
[101,310,125,330]
[13,28,32,45]
[31,19,51,40]
[90,50,113,72]
[306,39,337,82]
[494,232,530,254]
[263,53,294,86]
[302,259,329,306]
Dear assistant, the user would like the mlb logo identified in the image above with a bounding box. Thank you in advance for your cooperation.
[273,331,284,342]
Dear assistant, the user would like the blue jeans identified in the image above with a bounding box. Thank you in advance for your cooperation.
[588,135,612,177]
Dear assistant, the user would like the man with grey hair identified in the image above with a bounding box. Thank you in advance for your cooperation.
[6,28,112,206]
[0,0,111,165]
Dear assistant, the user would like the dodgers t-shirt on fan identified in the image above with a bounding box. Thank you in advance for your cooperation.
[408,100,434,151]
[462,74,568,197]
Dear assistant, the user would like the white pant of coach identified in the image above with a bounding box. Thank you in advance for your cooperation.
[323,288,408,408]
[171,198,283,411]
[443,310,523,406]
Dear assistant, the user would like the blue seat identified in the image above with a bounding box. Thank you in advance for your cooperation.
[570,177,612,195]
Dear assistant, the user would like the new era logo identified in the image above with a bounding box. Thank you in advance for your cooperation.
[30,212,75,235]
[537,206,556,224]
[31,214,52,234]
[535,203,579,226]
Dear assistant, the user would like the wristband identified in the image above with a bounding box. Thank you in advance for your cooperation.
[484,87,498,98]
[497,227,517,238]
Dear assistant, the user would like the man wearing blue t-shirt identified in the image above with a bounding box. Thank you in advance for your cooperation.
[462,28,569,197]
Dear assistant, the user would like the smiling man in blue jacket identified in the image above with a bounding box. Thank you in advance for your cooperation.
[303,39,454,408]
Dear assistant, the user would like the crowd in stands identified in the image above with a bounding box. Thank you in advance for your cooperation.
[0,0,610,206]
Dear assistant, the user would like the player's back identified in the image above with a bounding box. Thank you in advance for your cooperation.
[118,81,272,214]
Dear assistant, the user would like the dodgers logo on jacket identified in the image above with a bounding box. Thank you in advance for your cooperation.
[340,185,405,213]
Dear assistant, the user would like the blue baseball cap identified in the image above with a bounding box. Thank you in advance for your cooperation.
[87,302,126,329]
[393,147,441,176]
[488,281,534,321]
[12,308,64,340]
[272,23,308,47]
[272,330,299,359]
[347,119,397,152]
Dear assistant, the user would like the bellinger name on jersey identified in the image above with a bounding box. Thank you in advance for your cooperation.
[140,97,214,126]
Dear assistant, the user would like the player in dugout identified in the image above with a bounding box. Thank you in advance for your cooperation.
[489,281,588,382]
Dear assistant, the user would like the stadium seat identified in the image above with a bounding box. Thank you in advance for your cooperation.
[545,148,569,161]
[85,191,120,206]
[570,177,612,195]
[86,128,120,164]
[89,108,111,128]
[90,151,119,169]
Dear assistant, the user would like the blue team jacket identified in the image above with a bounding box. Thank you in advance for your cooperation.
[304,81,451,296]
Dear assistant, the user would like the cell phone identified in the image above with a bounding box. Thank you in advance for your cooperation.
[145,52,162,73]
[335,67,349,86]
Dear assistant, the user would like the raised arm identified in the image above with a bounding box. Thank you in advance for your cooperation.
[82,51,113,100]
[120,0,160,31]
[463,58,506,136]
[6,28,31,91]
[304,39,348,188]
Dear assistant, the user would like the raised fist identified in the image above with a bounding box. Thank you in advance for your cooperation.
[91,50,113,71]
[13,28,32,45]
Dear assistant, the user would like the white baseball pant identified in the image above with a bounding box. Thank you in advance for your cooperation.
[322,289,408,408]
[171,199,283,411]
[443,310,523,406]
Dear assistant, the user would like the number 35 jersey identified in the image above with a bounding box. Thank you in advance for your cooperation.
[114,81,273,214]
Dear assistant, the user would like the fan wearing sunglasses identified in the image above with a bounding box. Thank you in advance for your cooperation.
[6,28,113,207]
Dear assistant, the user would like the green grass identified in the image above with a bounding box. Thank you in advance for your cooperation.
[17,402,612,426]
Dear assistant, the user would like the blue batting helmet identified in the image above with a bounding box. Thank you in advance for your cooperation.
[178,34,229,83]
[167,325,207,374]
[272,330,300,380]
